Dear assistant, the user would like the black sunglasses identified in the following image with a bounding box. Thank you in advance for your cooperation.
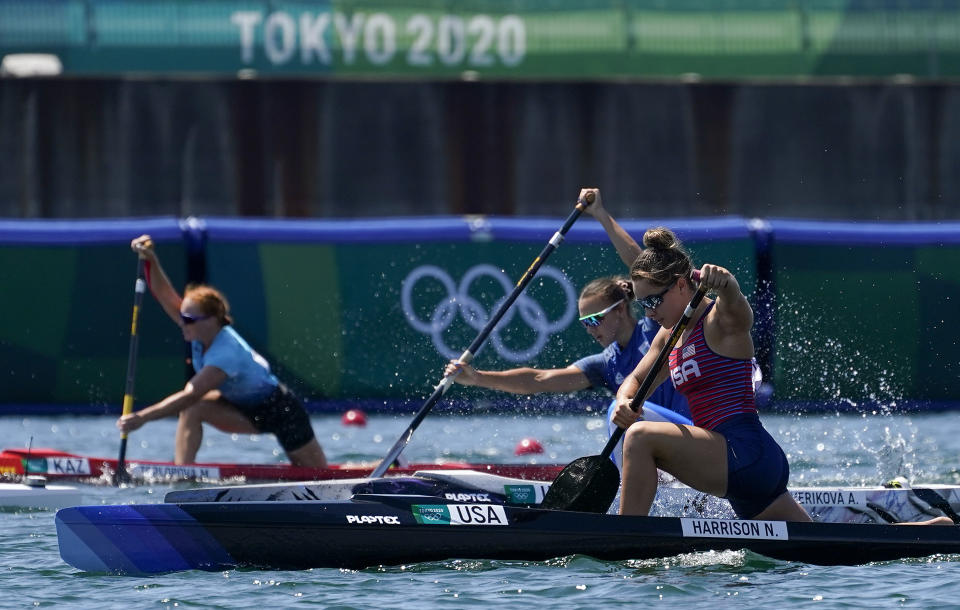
[180,312,212,325]
[635,278,678,310]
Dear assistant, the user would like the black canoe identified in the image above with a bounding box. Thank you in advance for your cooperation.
[56,494,960,574]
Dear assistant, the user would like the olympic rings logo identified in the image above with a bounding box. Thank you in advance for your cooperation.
[401,264,578,362]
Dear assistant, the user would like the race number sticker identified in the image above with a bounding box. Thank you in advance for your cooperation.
[681,518,788,540]
[412,504,509,525]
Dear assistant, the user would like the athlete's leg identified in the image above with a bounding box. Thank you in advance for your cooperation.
[753,491,813,522]
[606,400,694,472]
[619,421,727,516]
[285,438,328,468]
[175,391,257,464]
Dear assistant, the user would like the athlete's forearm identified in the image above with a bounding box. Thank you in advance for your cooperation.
[594,209,642,269]
[471,368,588,395]
[137,389,195,422]
[144,256,183,323]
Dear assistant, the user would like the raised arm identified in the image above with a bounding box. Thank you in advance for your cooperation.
[131,234,183,325]
[579,187,642,269]
[444,361,591,394]
[698,263,755,358]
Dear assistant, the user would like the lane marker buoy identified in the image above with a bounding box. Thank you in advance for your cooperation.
[514,437,544,455]
[341,409,367,427]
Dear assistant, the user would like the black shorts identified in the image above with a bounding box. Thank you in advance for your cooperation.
[234,384,316,453]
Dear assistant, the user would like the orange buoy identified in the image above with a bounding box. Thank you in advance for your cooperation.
[514,437,544,455]
[341,409,367,427]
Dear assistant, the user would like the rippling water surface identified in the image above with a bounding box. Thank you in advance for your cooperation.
[3,411,960,609]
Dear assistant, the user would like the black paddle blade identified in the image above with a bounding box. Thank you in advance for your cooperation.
[112,466,130,487]
[540,455,620,513]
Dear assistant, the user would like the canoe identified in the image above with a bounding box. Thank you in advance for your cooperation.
[0,476,84,511]
[55,494,960,574]
[164,469,960,526]
[0,448,563,484]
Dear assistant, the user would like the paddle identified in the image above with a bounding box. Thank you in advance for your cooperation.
[370,192,596,478]
[114,254,147,486]
[541,271,708,513]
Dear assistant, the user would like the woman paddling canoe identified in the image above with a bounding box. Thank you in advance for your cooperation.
[610,226,808,521]
[610,225,952,525]
[445,192,691,467]
[116,235,328,467]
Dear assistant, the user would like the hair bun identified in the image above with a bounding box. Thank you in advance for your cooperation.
[642,226,677,250]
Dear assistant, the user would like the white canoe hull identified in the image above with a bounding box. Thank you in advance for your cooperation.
[0,482,84,511]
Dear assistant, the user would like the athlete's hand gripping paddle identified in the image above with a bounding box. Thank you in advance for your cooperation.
[114,252,147,486]
[541,270,707,513]
[371,192,596,478]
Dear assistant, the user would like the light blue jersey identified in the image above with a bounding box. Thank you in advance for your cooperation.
[191,326,278,406]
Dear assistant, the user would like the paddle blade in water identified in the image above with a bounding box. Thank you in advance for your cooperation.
[540,455,620,513]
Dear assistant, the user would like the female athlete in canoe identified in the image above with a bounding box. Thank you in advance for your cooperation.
[444,192,691,466]
[608,225,811,521]
[115,235,328,468]
[610,223,952,525]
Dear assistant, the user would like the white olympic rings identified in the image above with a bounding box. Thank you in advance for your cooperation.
[401,264,578,362]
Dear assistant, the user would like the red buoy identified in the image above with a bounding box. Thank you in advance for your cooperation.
[514,437,544,455]
[341,409,367,427]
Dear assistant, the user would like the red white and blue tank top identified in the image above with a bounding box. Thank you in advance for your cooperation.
[668,302,758,430]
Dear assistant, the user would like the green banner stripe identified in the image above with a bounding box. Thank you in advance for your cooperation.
[3,1,960,78]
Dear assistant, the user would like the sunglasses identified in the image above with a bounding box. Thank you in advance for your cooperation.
[635,278,678,310]
[578,299,624,328]
[180,312,212,325]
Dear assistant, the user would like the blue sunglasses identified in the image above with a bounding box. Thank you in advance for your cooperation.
[578,299,624,328]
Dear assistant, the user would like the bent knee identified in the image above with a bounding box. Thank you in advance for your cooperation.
[623,421,658,451]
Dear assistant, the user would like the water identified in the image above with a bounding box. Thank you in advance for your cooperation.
[3,411,960,609]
